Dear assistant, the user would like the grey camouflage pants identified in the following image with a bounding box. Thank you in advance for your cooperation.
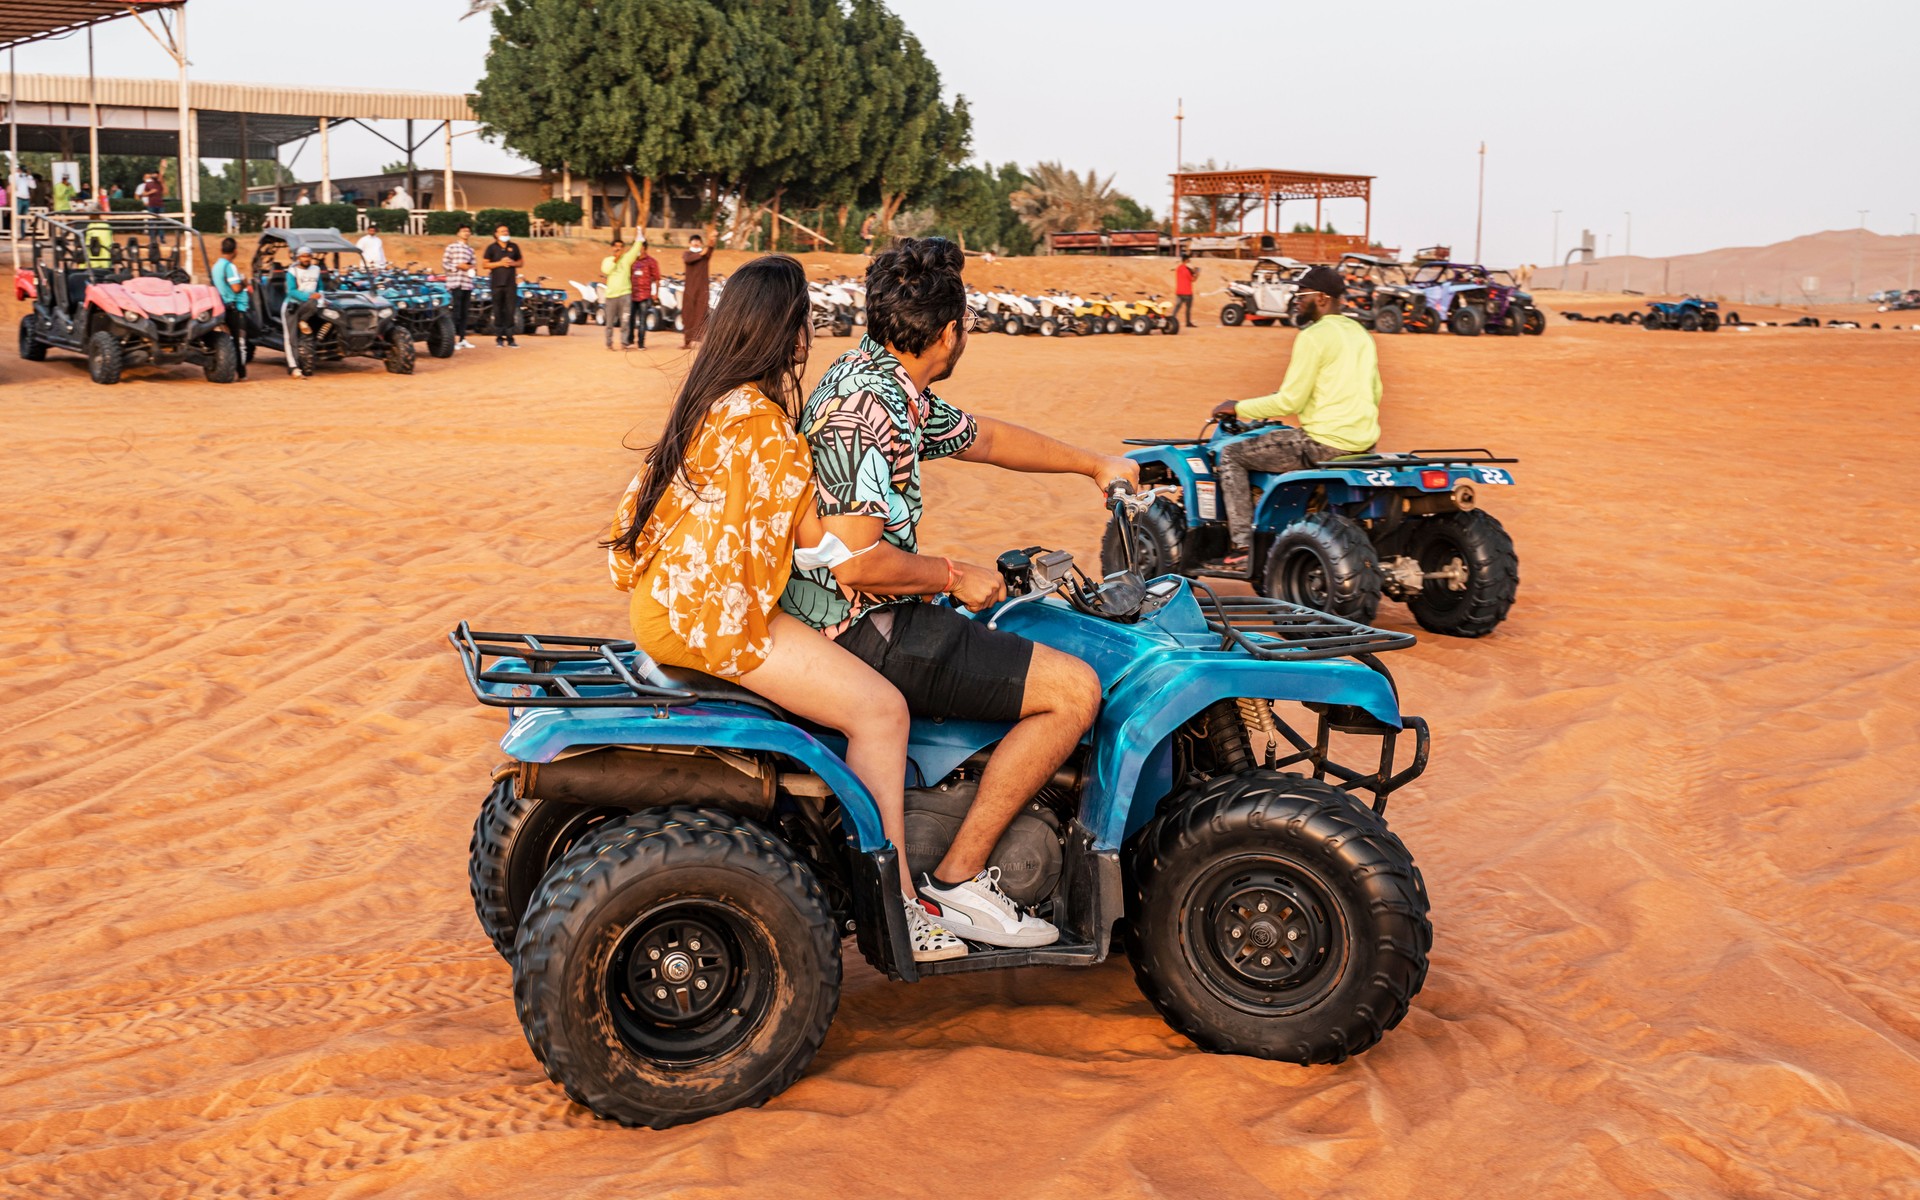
[1218,426,1353,548]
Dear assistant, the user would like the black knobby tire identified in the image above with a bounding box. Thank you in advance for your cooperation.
[1521,306,1546,336]
[1701,311,1721,332]
[19,314,47,361]
[1262,511,1383,623]
[86,330,124,385]
[1402,509,1519,638]
[202,330,239,383]
[469,777,628,960]
[1104,316,1122,334]
[384,327,416,375]
[1220,303,1246,327]
[549,315,570,336]
[1003,314,1023,335]
[1165,314,1180,335]
[1678,310,1701,332]
[1373,304,1404,335]
[1642,311,1661,330]
[513,807,841,1128]
[427,313,458,358]
[1038,317,1059,337]
[294,331,319,375]
[1100,497,1187,579]
[1448,304,1485,336]
[644,308,662,332]
[1130,315,1152,335]
[1123,770,1431,1064]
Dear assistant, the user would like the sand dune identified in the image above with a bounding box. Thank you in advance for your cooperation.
[3,290,1918,1198]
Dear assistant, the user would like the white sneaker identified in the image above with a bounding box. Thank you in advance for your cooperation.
[904,896,967,963]
[917,868,1058,948]
[456,339,474,350]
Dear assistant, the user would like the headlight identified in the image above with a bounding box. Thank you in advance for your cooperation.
[194,309,212,322]
[377,306,394,317]
[321,308,340,320]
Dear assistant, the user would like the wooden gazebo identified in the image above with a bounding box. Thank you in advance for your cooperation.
[1173,167,1379,261]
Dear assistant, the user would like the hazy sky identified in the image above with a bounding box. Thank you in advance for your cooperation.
[17,0,1918,264]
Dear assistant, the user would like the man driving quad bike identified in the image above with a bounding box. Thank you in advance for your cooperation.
[781,237,1140,947]
[1207,264,1381,571]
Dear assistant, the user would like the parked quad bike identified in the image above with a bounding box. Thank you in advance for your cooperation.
[451,485,1434,1128]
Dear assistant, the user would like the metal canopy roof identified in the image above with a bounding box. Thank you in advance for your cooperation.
[9,73,477,122]
[0,0,177,53]
[1172,168,1374,202]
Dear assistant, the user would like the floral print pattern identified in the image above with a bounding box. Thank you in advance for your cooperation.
[779,336,977,635]
[608,385,813,677]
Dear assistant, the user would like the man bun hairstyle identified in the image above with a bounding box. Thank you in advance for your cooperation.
[866,236,966,356]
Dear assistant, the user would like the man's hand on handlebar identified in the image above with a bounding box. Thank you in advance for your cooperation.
[949,560,1008,611]
[1089,454,1140,496]
[1211,400,1241,421]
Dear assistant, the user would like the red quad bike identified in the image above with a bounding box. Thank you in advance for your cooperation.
[16,213,237,385]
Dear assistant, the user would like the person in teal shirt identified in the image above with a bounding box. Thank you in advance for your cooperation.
[211,236,251,380]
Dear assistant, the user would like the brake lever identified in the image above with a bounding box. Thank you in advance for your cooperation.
[986,576,1059,630]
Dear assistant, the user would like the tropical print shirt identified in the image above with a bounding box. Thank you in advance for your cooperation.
[780,336,978,636]
[607,385,814,677]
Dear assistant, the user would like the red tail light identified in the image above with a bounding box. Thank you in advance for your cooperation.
[1420,470,1449,489]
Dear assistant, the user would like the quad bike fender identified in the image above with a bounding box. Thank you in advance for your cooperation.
[1123,444,1216,518]
[496,703,888,850]
[1081,654,1404,849]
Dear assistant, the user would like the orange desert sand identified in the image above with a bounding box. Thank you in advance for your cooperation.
[4,246,1919,1198]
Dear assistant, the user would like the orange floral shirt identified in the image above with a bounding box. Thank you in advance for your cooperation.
[608,385,813,676]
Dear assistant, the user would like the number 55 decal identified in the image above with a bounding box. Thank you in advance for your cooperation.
[1476,467,1511,485]
[1362,469,1396,486]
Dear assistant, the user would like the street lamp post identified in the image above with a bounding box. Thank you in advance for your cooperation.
[1552,209,1561,271]
[1474,142,1486,264]
[1623,211,1632,292]
[1854,209,1868,301]
[1908,212,1916,291]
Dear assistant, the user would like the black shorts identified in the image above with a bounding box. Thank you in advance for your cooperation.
[835,602,1033,724]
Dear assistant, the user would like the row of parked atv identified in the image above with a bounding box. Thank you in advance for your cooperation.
[1222,253,1547,338]
[12,214,591,384]
[967,287,1181,337]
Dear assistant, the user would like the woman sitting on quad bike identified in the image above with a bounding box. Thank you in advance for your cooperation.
[603,254,966,964]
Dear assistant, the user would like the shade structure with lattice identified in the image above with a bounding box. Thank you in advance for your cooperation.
[0,0,177,52]
[1173,168,1379,262]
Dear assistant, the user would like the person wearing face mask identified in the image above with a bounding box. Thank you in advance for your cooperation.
[1205,263,1382,571]
[482,224,524,347]
[680,233,711,348]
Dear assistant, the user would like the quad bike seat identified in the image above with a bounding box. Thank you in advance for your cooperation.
[637,657,792,723]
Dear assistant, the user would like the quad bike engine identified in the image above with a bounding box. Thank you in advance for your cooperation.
[903,778,1063,906]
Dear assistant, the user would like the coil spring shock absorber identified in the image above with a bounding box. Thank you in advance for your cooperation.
[1235,697,1278,769]
[1204,700,1254,775]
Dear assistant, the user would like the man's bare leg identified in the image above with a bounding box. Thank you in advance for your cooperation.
[933,644,1101,881]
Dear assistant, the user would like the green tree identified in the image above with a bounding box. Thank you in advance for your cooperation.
[1105,193,1156,231]
[1010,163,1120,241]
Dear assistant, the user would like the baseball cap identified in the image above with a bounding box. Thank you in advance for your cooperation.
[1296,264,1346,298]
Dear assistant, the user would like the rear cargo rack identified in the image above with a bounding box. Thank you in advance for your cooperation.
[1189,582,1416,660]
[1333,448,1518,467]
[449,622,695,709]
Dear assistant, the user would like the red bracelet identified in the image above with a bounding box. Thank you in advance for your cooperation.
[942,556,959,593]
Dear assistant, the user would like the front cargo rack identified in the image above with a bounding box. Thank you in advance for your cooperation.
[1189,581,1416,660]
[450,622,696,709]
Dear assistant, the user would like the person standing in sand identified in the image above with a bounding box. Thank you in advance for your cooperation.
[483,224,524,348]
[1205,263,1381,572]
[599,236,641,351]
[1173,252,1199,327]
[441,223,478,351]
[212,237,251,380]
[680,233,711,347]
[604,253,965,964]
[628,237,661,349]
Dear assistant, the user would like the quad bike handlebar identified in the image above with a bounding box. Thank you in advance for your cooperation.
[988,484,1164,630]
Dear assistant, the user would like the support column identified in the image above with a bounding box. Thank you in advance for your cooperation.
[8,48,18,270]
[237,112,248,205]
[320,117,331,202]
[406,117,417,204]
[88,27,101,203]
[176,2,194,274]
[443,121,454,211]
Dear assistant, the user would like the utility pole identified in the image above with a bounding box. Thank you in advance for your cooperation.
[1853,209,1868,301]
[1623,211,1632,292]
[1551,209,1561,271]
[1173,97,1183,243]
[1908,212,1916,291]
[1474,142,1485,263]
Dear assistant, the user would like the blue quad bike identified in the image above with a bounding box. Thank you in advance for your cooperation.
[450,488,1435,1128]
[338,267,459,358]
[1103,419,1521,638]
[1643,297,1720,332]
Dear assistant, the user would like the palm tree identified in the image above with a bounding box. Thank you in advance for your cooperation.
[1009,163,1119,241]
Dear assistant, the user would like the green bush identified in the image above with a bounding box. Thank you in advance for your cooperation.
[363,207,409,233]
[191,201,227,234]
[231,203,270,234]
[110,197,147,212]
[292,202,357,232]
[475,207,530,238]
[424,209,474,236]
[533,198,583,227]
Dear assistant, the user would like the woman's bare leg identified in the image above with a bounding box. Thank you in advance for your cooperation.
[736,614,916,895]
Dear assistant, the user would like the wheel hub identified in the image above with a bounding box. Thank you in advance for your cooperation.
[622,915,736,1026]
[1206,871,1332,992]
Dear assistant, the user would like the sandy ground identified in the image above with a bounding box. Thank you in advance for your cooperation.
[4,287,1920,1199]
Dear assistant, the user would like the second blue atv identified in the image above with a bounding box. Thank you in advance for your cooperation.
[1104,419,1521,637]
[1643,296,1720,331]
[451,487,1434,1128]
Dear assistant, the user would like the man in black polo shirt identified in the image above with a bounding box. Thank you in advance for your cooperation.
[482,224,524,347]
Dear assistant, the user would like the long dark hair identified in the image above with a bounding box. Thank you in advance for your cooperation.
[606,254,812,558]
